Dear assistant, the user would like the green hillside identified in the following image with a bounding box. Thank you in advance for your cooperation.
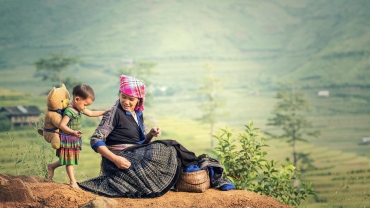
[0,0,370,91]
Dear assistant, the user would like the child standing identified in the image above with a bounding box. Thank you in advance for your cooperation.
[47,84,110,188]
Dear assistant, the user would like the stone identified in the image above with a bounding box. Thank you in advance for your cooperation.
[79,197,118,208]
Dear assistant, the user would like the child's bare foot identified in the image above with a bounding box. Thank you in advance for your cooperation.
[70,183,80,189]
[47,164,54,180]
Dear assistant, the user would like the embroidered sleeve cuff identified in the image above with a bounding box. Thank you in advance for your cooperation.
[92,141,106,152]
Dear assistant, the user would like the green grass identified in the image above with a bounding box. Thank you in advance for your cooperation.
[1,117,370,207]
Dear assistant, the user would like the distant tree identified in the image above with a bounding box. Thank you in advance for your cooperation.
[0,113,11,131]
[197,62,225,148]
[34,52,81,87]
[62,76,82,93]
[267,85,320,169]
[117,60,158,106]
[295,152,315,173]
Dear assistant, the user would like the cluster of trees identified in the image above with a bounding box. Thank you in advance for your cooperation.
[34,53,82,92]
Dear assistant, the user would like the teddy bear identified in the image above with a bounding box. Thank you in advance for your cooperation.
[38,84,70,149]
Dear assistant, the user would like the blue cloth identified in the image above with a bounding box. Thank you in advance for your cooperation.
[208,166,214,179]
[220,183,235,191]
[48,108,65,115]
[185,164,201,172]
[203,163,236,191]
[125,110,146,144]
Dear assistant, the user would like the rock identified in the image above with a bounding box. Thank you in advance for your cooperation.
[79,197,118,208]
[0,175,9,185]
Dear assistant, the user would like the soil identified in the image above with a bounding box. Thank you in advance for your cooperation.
[0,174,292,208]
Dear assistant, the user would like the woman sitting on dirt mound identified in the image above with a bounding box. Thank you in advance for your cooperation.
[78,75,233,197]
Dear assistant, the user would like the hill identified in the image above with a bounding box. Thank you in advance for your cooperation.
[0,174,291,208]
[0,0,370,93]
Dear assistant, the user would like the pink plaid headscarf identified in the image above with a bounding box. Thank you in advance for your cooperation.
[119,75,146,112]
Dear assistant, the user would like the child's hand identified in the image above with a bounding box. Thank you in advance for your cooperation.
[104,106,113,114]
[74,130,83,137]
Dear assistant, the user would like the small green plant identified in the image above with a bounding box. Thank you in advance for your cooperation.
[0,117,54,178]
[212,121,315,206]
[29,140,54,178]
[6,132,54,177]
[32,113,44,131]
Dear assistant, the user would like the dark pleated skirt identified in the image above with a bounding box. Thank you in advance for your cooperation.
[78,142,179,198]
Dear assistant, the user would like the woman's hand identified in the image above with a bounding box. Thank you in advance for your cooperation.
[144,127,162,143]
[113,155,131,169]
[97,146,131,169]
[149,127,161,138]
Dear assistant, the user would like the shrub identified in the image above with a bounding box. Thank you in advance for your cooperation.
[0,113,11,131]
[212,121,315,206]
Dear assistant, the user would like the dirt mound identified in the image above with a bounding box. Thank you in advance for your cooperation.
[0,174,291,208]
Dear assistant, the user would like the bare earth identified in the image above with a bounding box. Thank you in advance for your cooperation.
[0,174,292,208]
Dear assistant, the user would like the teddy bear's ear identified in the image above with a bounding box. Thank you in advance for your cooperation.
[49,87,56,100]
[60,84,67,90]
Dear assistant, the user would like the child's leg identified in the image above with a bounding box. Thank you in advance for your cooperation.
[66,165,79,188]
[47,160,62,180]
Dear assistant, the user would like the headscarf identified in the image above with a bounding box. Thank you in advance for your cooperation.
[119,75,146,112]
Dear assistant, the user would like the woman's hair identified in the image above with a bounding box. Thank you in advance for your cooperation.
[73,84,95,101]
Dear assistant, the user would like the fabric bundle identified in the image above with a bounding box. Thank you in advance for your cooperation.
[198,157,235,191]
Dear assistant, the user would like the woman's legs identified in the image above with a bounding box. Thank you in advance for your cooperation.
[47,160,62,180]
[66,165,79,188]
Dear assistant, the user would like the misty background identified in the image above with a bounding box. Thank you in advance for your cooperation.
[1,0,370,206]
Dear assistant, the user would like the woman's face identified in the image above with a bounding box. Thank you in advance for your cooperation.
[119,92,139,112]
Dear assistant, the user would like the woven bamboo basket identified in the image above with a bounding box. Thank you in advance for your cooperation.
[174,169,210,193]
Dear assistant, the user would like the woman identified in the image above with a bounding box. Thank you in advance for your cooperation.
[78,75,199,197]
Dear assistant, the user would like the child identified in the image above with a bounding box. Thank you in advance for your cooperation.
[47,84,111,188]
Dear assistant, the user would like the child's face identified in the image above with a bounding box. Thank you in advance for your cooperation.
[119,92,139,112]
[73,96,93,111]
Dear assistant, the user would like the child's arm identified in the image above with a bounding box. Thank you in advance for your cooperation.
[83,107,112,117]
[59,115,83,137]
